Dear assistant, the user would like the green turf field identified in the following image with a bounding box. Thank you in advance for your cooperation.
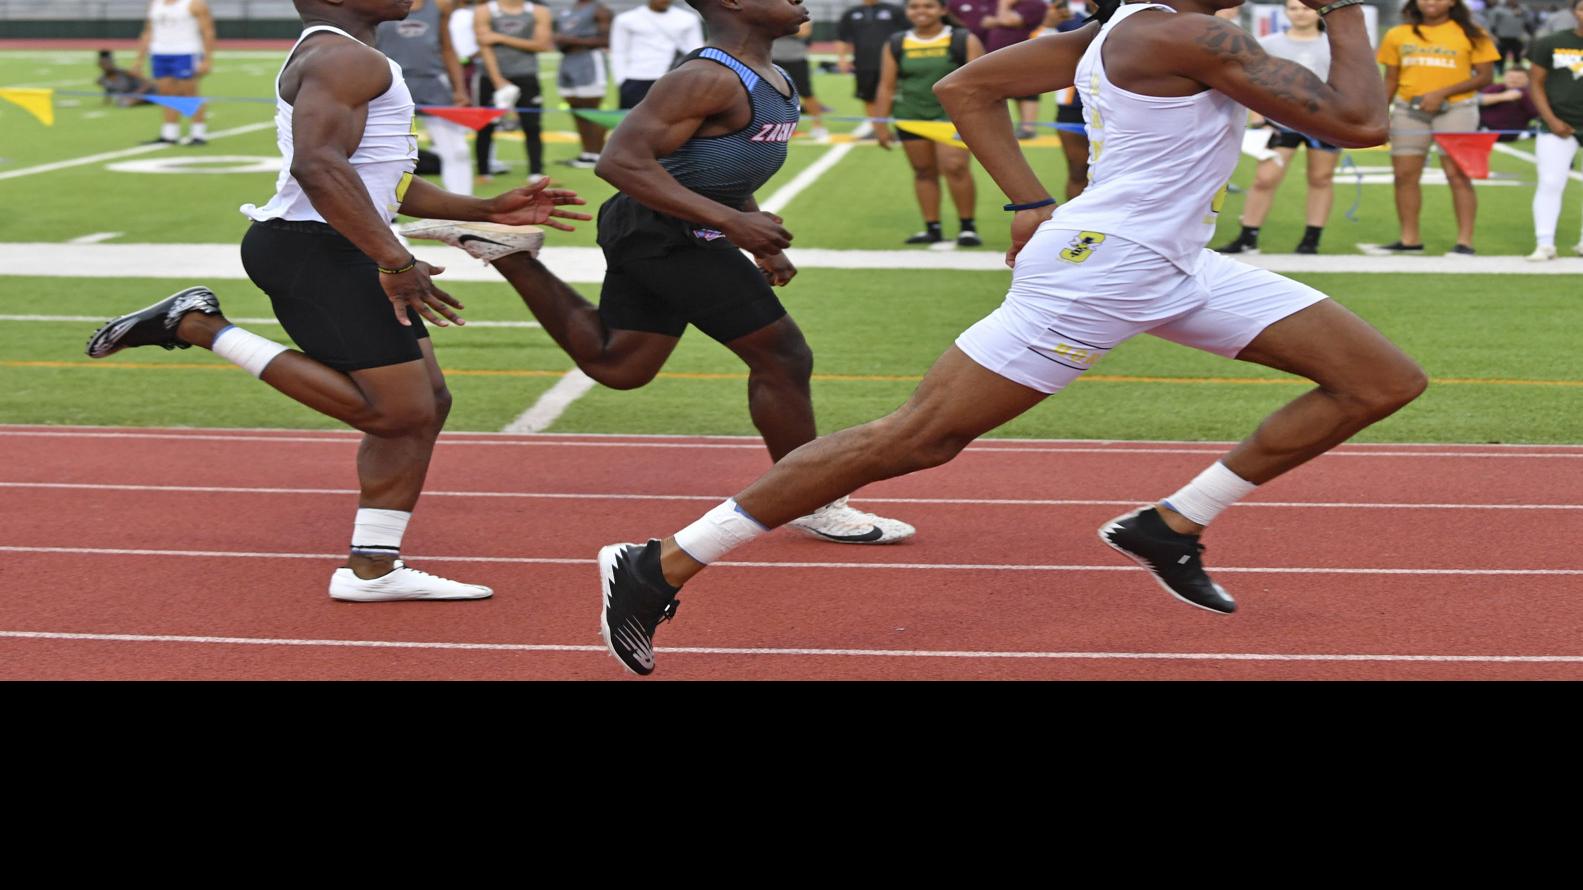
[2,49,1580,443]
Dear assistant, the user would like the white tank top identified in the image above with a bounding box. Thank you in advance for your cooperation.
[149,0,203,55]
[240,26,419,225]
[1046,3,1245,273]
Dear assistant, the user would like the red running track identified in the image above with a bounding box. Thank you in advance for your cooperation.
[3,425,1581,680]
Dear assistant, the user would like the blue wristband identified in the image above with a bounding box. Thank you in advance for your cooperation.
[1004,197,1057,212]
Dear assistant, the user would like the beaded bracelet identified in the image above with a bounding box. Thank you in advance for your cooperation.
[377,257,417,275]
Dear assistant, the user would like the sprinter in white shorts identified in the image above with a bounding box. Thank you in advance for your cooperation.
[594,0,1430,675]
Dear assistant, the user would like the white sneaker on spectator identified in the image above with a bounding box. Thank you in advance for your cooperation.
[788,496,915,544]
[398,220,544,262]
[330,561,493,602]
[492,83,521,111]
[1527,245,1557,262]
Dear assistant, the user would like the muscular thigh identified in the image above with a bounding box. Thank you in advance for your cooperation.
[1146,250,1327,360]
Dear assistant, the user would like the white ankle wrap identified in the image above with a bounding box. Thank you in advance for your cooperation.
[672,498,769,565]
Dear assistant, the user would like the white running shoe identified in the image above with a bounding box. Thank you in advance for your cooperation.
[397,220,544,263]
[329,560,493,602]
[787,496,915,544]
[1527,245,1557,262]
[492,83,522,111]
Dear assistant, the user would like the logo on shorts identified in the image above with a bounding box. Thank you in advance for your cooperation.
[1050,342,1101,365]
[1059,231,1106,264]
[692,227,725,242]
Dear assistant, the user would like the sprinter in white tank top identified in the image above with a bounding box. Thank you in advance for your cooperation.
[134,0,215,145]
[88,0,592,604]
[606,0,1427,640]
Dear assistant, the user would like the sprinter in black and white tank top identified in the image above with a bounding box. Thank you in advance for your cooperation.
[87,0,592,605]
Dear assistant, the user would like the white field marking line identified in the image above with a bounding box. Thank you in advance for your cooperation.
[0,314,540,329]
[65,232,124,245]
[3,428,1580,458]
[6,481,1582,512]
[6,424,1577,451]
[493,144,856,432]
[760,142,855,214]
[503,368,596,433]
[5,629,1583,665]
[0,121,273,181]
[1492,142,1583,184]
[2,545,1578,576]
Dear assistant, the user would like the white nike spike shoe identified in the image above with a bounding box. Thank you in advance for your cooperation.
[329,561,493,602]
[787,496,915,544]
[397,220,544,264]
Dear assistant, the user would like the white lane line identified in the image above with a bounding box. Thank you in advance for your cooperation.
[5,480,1581,511]
[1492,142,1583,184]
[2,428,1578,458]
[2,545,1578,575]
[3,629,1583,664]
[65,232,124,244]
[760,142,855,214]
[0,314,540,329]
[0,121,274,181]
[5,424,1576,450]
[503,368,596,433]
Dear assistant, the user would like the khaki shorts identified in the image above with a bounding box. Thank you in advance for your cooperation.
[1389,100,1480,156]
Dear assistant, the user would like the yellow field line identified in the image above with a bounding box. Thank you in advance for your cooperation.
[7,360,1581,388]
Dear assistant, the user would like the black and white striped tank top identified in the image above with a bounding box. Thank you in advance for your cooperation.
[659,47,800,207]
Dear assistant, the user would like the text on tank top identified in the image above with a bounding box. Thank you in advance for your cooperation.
[239,25,418,225]
[149,0,203,55]
[659,47,800,208]
[1050,3,1245,273]
[488,1,542,79]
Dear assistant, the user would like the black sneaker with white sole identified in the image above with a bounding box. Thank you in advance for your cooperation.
[598,539,681,676]
[85,285,222,359]
[1098,507,1236,614]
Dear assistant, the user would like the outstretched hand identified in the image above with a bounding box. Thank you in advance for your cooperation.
[380,260,465,327]
[486,177,593,231]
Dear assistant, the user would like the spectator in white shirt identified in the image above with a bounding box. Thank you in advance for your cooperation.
[610,0,704,108]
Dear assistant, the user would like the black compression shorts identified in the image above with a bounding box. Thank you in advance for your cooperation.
[240,219,429,373]
[598,247,788,343]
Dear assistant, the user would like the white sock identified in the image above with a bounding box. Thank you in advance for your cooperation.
[160,122,179,141]
[189,122,207,139]
[673,498,768,565]
[351,508,411,559]
[211,325,289,379]
[1162,461,1257,527]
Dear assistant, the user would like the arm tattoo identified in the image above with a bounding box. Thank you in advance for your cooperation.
[1194,21,1323,113]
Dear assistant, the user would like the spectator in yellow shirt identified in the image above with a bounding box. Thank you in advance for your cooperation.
[1376,0,1499,255]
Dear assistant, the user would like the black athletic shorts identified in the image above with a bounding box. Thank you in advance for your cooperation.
[1269,126,1339,153]
[619,79,656,109]
[854,68,880,102]
[599,248,787,343]
[1056,103,1085,126]
[240,219,429,373]
[779,59,814,99]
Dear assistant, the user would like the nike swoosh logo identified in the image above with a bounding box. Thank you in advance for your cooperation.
[458,234,508,247]
[810,526,885,543]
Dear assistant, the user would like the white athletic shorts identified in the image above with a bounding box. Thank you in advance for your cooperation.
[955,226,1327,394]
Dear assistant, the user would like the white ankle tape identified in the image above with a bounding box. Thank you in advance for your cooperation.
[352,508,411,557]
[212,325,289,379]
[673,498,768,565]
[1164,462,1257,527]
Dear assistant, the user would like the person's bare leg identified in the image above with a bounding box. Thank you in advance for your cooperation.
[1058,130,1089,199]
[903,139,942,223]
[489,252,679,389]
[1155,300,1427,534]
[657,347,1049,585]
[1305,149,1338,226]
[567,95,605,155]
[938,144,976,223]
[1240,149,1293,228]
[722,316,816,461]
[1442,149,1477,247]
[1392,153,1427,245]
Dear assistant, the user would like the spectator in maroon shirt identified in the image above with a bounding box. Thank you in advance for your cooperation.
[1479,67,1540,141]
[981,0,1049,138]
[946,0,993,41]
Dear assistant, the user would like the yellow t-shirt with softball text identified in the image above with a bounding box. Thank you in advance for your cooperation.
[1377,21,1501,103]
